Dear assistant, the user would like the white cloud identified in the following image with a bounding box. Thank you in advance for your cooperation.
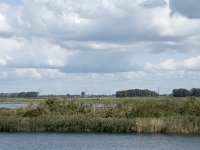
[12,68,66,79]
[0,0,200,94]
[0,4,14,33]
[0,59,7,66]
[14,68,42,79]
[0,37,77,68]
[0,54,12,66]
[183,55,200,70]
[121,71,145,79]
[44,69,66,78]
[145,55,200,71]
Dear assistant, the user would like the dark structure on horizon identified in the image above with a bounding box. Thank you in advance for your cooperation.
[0,92,39,98]
[172,88,200,97]
[116,89,159,97]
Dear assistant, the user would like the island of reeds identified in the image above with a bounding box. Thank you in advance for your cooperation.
[0,88,200,134]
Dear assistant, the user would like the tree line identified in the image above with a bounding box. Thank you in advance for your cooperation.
[172,88,200,97]
[0,92,39,98]
[116,89,159,97]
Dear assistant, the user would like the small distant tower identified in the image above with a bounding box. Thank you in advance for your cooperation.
[157,87,160,96]
[37,88,41,98]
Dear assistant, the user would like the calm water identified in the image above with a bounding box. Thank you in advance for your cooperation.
[0,103,28,109]
[0,133,199,150]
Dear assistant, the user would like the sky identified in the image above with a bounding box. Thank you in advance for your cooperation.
[0,0,200,95]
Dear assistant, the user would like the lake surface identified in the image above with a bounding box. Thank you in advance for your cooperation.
[0,133,199,150]
[0,103,28,109]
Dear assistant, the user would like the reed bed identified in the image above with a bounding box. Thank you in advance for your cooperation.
[0,97,199,134]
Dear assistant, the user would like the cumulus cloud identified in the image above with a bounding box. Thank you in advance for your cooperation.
[13,68,66,79]
[0,0,200,94]
[145,55,200,71]
[0,37,77,68]
[14,68,42,79]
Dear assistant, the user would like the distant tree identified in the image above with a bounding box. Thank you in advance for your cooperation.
[66,94,71,98]
[81,91,85,97]
[2,92,40,98]
[172,88,191,97]
[191,88,200,97]
[116,89,159,97]
[25,92,39,98]
[18,92,26,98]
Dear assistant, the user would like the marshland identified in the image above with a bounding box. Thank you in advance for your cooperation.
[0,96,199,134]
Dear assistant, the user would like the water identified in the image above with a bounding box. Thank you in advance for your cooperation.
[0,133,199,150]
[0,103,28,109]
[93,104,117,110]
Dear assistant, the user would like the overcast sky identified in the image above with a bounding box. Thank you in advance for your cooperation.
[0,0,200,95]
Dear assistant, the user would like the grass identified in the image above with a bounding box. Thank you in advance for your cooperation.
[0,97,199,134]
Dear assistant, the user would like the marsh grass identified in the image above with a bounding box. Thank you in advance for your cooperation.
[0,97,199,134]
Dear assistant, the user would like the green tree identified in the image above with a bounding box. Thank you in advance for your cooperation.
[172,88,191,97]
[81,91,85,97]
[191,88,200,97]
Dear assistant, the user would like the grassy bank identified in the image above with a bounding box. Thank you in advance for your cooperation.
[0,116,199,134]
[0,97,199,134]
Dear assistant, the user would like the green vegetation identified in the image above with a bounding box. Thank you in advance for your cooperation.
[0,97,200,134]
[0,92,39,98]
[172,88,192,97]
[191,88,200,97]
[116,89,159,97]
[116,88,200,98]
[172,88,200,97]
